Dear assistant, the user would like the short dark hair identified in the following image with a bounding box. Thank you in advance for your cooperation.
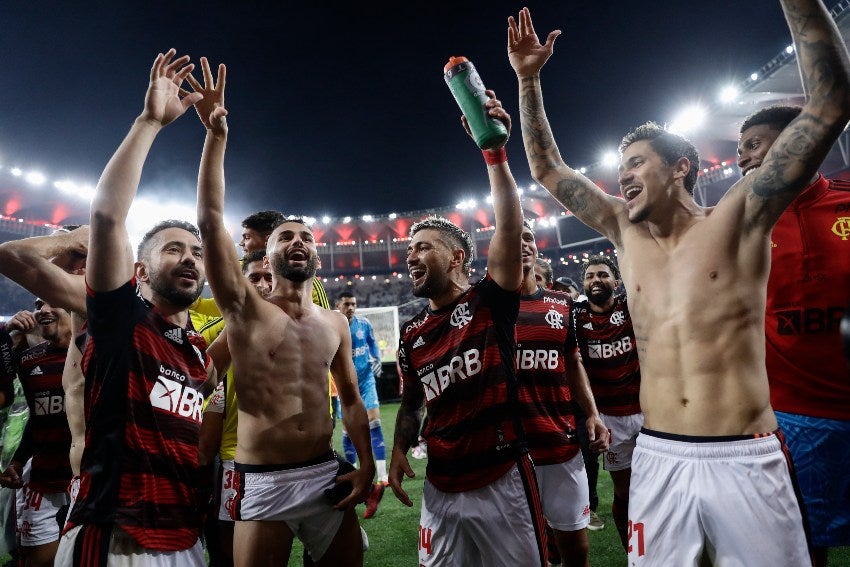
[410,216,475,275]
[740,105,802,135]
[619,121,700,195]
[241,210,285,234]
[137,220,201,262]
[338,290,355,300]
[522,218,535,234]
[241,249,267,274]
[581,254,621,282]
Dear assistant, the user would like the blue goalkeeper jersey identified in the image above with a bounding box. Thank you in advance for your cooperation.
[349,315,380,380]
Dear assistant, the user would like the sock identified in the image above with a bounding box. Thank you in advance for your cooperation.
[342,431,357,465]
[369,418,387,482]
[612,494,630,552]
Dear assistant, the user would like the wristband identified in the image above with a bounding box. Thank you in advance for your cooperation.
[482,147,507,165]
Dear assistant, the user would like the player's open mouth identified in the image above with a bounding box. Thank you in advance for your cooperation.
[288,250,307,261]
[409,267,425,285]
[623,186,642,201]
[742,165,758,176]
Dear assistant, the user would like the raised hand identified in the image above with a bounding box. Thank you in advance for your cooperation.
[507,7,561,77]
[140,49,203,128]
[186,57,228,134]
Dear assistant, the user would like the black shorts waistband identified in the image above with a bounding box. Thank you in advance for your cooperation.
[640,427,778,443]
[234,450,336,473]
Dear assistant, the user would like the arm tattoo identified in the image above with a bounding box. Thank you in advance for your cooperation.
[518,75,563,175]
[555,179,591,214]
[394,402,422,452]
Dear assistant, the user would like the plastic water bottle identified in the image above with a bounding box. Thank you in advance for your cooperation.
[444,56,508,149]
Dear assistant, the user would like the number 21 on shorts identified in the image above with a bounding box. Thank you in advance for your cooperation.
[628,520,645,557]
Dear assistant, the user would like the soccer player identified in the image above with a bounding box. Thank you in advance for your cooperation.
[0,301,73,567]
[508,1,850,563]
[738,105,850,566]
[55,50,211,565]
[336,291,388,519]
[193,57,374,566]
[516,222,609,566]
[389,93,546,566]
[572,255,642,551]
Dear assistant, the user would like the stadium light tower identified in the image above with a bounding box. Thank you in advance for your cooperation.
[601,151,619,168]
[719,85,739,104]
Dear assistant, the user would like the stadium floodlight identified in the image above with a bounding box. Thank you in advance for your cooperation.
[342,216,352,223]
[668,104,706,135]
[362,214,373,222]
[785,44,794,54]
[77,184,96,201]
[485,195,493,204]
[517,187,524,196]
[601,151,619,168]
[54,179,77,194]
[750,72,759,81]
[579,167,587,174]
[25,171,46,186]
[321,215,331,224]
[388,212,397,219]
[528,183,537,191]
[719,85,739,104]
[10,167,22,176]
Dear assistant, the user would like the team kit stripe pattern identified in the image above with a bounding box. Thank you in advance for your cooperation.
[10,342,73,492]
[515,289,580,466]
[67,281,207,551]
[571,295,641,416]
[398,275,524,492]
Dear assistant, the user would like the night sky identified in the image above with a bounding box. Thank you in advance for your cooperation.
[0,1,792,223]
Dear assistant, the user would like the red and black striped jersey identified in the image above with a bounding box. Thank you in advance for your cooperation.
[516,289,579,465]
[572,295,641,416]
[66,280,207,551]
[14,341,73,493]
[398,274,523,492]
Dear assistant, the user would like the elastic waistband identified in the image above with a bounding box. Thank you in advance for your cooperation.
[640,427,777,443]
[637,428,782,459]
[235,450,335,473]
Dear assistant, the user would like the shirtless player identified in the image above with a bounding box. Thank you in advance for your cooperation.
[192,58,374,567]
[507,2,850,564]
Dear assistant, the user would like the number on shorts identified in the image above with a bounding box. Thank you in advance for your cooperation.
[628,520,645,557]
[24,488,42,511]
[223,469,233,490]
[418,525,432,555]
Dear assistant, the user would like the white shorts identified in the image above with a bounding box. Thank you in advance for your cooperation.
[218,459,236,522]
[15,459,70,547]
[601,412,643,472]
[55,525,204,566]
[419,457,546,566]
[628,430,811,566]
[231,454,345,561]
[534,453,590,532]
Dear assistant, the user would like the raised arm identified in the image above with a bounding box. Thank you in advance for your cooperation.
[472,91,524,291]
[508,7,624,242]
[190,59,250,315]
[739,0,850,229]
[88,50,201,292]
[0,227,88,315]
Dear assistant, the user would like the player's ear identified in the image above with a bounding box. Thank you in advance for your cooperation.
[134,261,149,283]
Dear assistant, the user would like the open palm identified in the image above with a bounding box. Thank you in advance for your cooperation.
[508,7,561,77]
[142,49,202,127]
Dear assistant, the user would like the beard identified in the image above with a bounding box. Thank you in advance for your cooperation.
[412,270,451,299]
[587,285,614,307]
[272,253,318,283]
[149,268,205,309]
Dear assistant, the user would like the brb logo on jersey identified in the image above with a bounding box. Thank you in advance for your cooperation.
[450,303,473,329]
[418,348,481,401]
[545,309,565,330]
[516,348,560,370]
[609,311,625,326]
[34,395,64,416]
[588,337,633,359]
[150,365,203,422]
